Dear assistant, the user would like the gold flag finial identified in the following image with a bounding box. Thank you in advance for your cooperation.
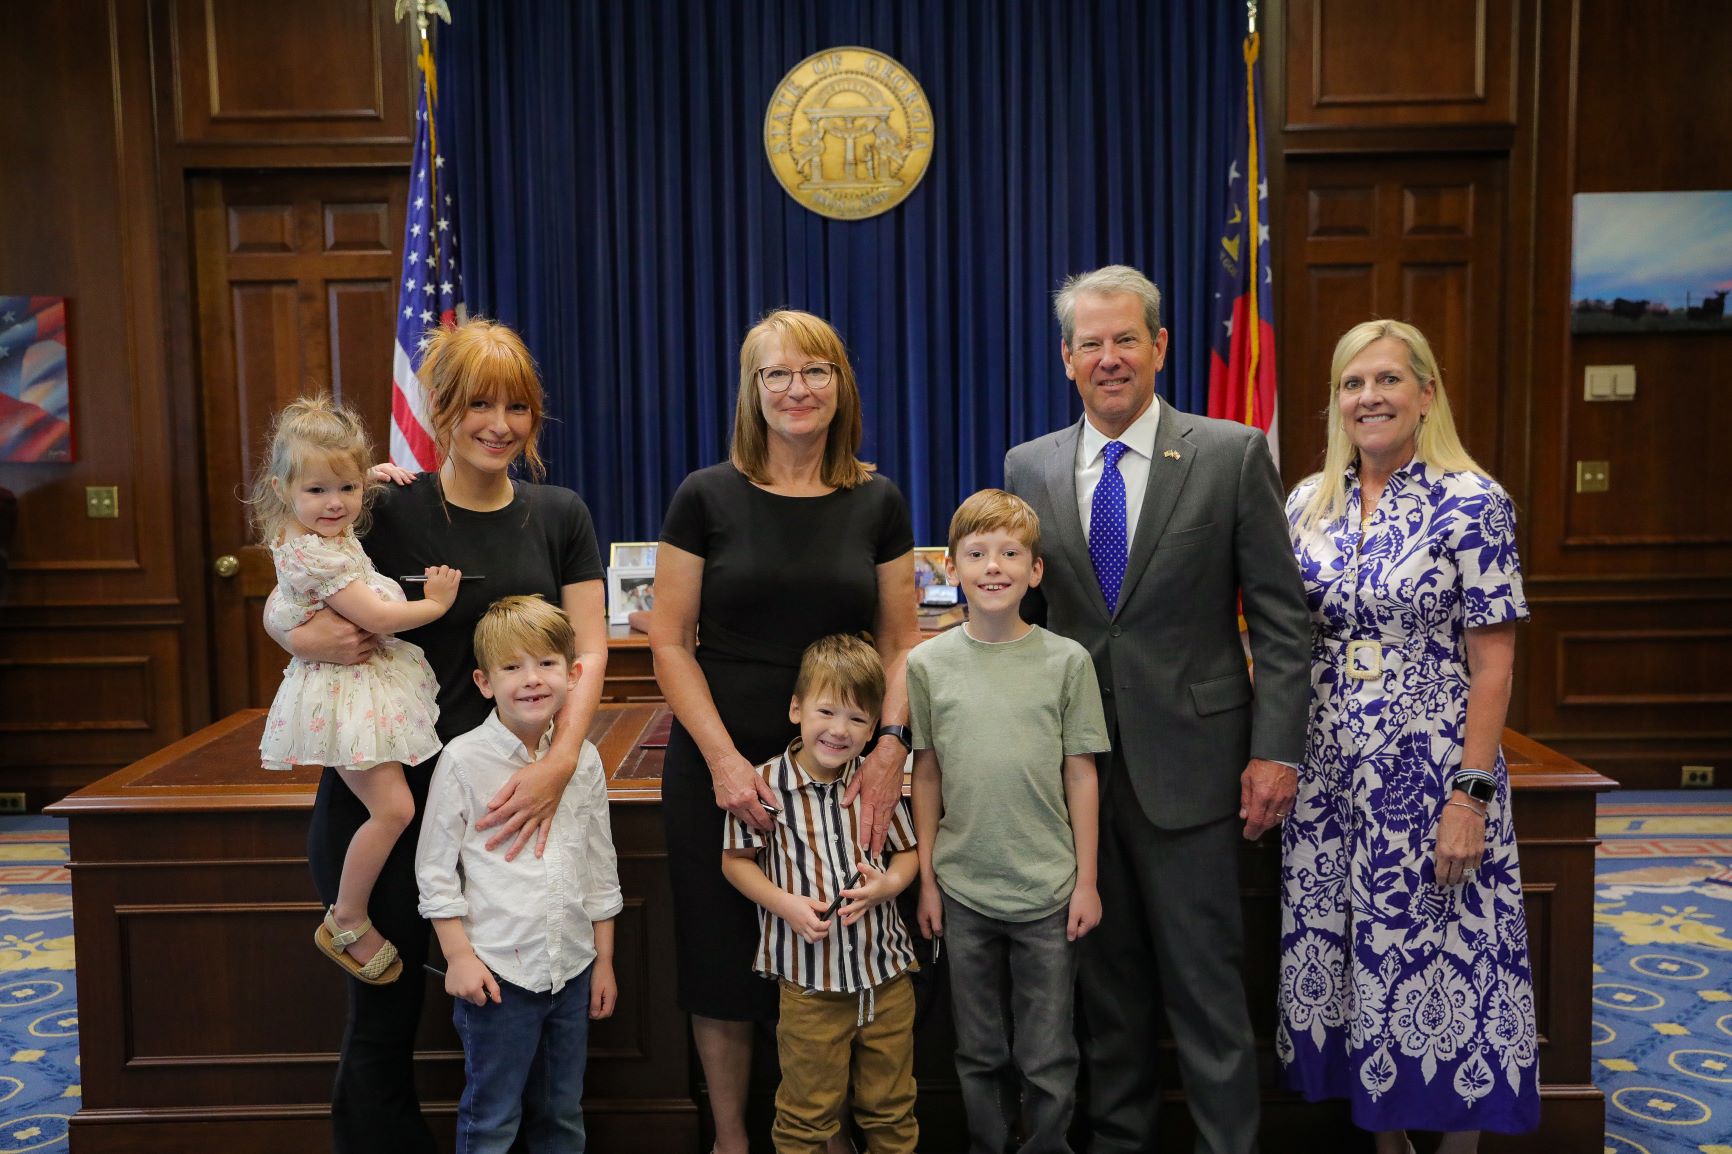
[394,0,452,40]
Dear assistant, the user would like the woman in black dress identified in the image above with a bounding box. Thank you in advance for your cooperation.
[271,318,608,1152]
[652,309,919,1154]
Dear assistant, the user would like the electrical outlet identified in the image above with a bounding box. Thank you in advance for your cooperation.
[86,486,120,518]
[0,793,25,814]
[1575,461,1610,493]
[1682,765,1716,788]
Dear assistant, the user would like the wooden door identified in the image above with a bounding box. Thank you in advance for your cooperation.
[192,171,408,717]
[1277,156,1507,485]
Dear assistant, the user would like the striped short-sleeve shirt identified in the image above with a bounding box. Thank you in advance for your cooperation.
[722,741,919,993]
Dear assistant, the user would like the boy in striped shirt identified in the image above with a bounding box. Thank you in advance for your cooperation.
[721,634,921,1154]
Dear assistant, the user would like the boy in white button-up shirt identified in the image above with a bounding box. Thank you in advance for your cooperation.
[415,595,622,1154]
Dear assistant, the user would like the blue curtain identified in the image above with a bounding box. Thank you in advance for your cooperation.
[439,0,1239,550]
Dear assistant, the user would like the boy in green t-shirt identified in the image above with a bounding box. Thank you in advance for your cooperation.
[908,488,1110,1154]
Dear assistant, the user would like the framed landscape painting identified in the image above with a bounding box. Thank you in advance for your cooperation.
[1571,191,1732,333]
[0,295,73,462]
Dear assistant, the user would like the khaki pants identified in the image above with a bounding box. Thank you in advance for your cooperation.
[773,973,918,1154]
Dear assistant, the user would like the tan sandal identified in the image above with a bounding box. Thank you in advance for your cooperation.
[314,907,403,985]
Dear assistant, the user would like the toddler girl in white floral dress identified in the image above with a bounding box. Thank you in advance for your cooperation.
[251,396,460,985]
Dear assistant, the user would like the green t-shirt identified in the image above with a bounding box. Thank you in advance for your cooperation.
[907,624,1110,921]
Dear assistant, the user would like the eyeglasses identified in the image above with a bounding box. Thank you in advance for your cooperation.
[756,361,837,392]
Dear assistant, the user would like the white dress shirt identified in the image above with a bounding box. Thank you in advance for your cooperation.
[1076,397,1162,551]
[415,711,623,994]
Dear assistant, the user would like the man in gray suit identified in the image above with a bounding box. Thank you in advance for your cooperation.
[1003,265,1309,1153]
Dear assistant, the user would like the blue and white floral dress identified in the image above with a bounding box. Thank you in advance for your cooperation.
[1276,460,1539,1134]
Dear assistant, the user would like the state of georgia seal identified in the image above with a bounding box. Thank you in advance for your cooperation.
[764,47,934,221]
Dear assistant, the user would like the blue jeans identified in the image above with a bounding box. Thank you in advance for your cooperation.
[452,965,592,1154]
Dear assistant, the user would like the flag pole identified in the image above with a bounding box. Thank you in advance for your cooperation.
[1242,0,1262,428]
[387,0,461,471]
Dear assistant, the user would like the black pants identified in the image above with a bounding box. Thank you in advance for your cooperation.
[307,765,439,1154]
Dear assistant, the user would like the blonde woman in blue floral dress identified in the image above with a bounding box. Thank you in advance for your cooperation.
[1277,320,1538,1152]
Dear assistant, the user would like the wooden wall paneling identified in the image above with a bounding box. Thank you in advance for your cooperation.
[1571,0,1732,195]
[191,173,408,718]
[1492,0,1543,731]
[169,0,412,146]
[147,0,419,762]
[1563,333,1732,549]
[0,0,189,799]
[0,621,184,807]
[1285,0,1517,130]
[1524,0,1732,578]
[1519,586,1732,787]
[1513,0,1732,785]
[1276,158,1505,484]
[0,0,175,607]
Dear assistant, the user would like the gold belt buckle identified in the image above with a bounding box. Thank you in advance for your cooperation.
[1346,640,1382,681]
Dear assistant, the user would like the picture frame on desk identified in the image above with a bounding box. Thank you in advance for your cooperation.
[913,546,952,606]
[607,565,656,625]
[611,541,659,569]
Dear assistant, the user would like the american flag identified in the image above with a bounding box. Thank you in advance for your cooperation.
[391,37,465,471]
[1205,27,1278,462]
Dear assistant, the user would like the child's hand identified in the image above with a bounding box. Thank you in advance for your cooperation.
[779,894,834,944]
[589,958,618,1019]
[370,462,416,486]
[446,952,500,1007]
[838,859,896,926]
[1067,883,1102,942]
[917,878,944,940]
[422,565,462,609]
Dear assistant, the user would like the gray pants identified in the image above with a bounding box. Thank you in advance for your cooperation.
[1079,769,1259,1154]
[941,892,1079,1154]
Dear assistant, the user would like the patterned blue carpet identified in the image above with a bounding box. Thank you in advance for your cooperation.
[1594,790,1732,1154]
[0,815,76,1151]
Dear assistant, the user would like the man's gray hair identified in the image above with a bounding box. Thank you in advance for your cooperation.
[1054,265,1163,346]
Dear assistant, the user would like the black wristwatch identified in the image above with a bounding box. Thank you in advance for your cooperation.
[1451,773,1496,805]
[873,724,912,752]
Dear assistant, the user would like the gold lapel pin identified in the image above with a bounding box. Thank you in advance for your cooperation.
[1163,449,1181,460]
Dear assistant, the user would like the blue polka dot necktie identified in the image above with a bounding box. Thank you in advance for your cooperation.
[1090,440,1129,614]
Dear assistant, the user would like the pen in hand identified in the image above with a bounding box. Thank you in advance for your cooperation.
[822,868,864,921]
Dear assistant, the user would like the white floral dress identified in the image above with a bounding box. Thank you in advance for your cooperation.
[1275,460,1539,1134]
[259,530,441,772]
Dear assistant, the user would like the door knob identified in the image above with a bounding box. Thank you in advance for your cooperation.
[214,554,240,578]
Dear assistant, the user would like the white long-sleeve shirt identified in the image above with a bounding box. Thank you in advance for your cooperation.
[415,711,622,994]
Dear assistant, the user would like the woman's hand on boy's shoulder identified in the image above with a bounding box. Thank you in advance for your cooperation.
[1067,883,1102,942]
[479,751,576,860]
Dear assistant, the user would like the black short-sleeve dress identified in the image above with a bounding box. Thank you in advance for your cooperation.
[305,474,602,1149]
[659,462,914,1020]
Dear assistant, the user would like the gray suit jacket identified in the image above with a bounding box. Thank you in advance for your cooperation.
[1004,405,1310,829]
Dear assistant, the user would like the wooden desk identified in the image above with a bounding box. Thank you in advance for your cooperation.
[602,624,658,703]
[51,714,1610,1152]
[49,705,687,1154]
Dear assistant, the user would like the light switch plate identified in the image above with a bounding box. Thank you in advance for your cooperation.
[1584,365,1616,400]
[1584,364,1636,401]
[1611,364,1636,398]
